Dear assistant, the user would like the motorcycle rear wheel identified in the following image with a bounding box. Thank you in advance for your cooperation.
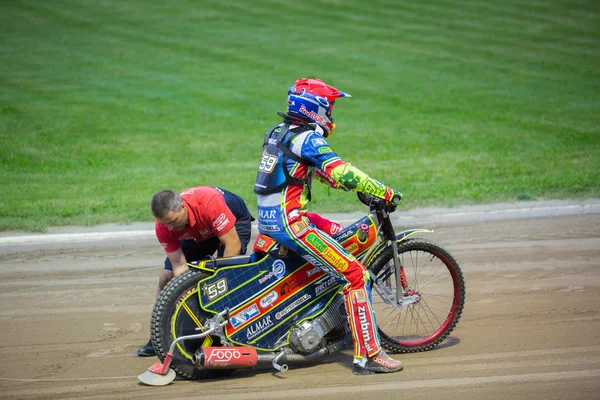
[151,268,232,380]
[368,238,465,353]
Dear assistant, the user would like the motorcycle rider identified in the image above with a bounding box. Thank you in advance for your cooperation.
[254,78,403,375]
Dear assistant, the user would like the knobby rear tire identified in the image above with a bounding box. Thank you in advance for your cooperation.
[150,268,231,380]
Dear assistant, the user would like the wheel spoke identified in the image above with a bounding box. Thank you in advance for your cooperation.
[419,298,444,328]
[371,240,464,352]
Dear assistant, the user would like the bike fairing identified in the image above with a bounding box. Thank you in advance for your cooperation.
[187,215,379,354]
[204,257,341,346]
[254,121,397,362]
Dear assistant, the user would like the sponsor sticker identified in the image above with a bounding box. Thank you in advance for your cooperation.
[273,260,286,277]
[279,274,309,296]
[346,243,359,254]
[230,304,260,329]
[300,105,326,125]
[258,260,286,284]
[335,229,355,241]
[315,277,338,296]
[275,294,311,320]
[205,348,243,366]
[258,209,278,221]
[259,290,278,308]
[258,223,281,232]
[214,213,227,227]
[213,213,230,232]
[306,233,327,252]
[358,305,374,352]
[316,169,338,187]
[311,138,326,146]
[329,223,342,235]
[247,316,273,340]
[280,281,291,296]
[291,219,309,236]
[321,247,349,271]
[287,209,302,222]
[353,289,367,303]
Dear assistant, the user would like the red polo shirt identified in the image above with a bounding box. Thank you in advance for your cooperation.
[155,187,237,253]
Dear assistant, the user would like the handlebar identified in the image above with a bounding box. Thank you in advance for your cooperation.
[356,192,397,241]
[357,192,397,213]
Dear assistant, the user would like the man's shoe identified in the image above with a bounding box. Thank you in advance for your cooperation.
[353,351,403,375]
[136,339,156,357]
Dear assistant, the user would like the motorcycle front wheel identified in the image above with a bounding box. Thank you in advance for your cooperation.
[368,238,465,353]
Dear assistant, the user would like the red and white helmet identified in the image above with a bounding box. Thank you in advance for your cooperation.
[286,78,351,136]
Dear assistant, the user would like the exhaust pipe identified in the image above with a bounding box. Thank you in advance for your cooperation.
[192,338,350,371]
[193,346,258,369]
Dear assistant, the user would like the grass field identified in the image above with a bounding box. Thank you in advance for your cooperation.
[1,0,599,231]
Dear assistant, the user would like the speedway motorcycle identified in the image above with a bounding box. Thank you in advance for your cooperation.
[138,194,465,385]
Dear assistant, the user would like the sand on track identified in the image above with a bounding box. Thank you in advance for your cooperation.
[1,209,599,399]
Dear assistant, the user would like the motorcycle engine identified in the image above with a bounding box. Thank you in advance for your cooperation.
[289,294,347,354]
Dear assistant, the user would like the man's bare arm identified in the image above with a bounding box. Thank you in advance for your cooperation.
[218,226,242,257]
[167,248,189,277]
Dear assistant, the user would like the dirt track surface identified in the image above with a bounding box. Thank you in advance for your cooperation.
[1,209,600,399]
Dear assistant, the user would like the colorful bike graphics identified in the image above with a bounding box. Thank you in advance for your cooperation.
[192,215,378,351]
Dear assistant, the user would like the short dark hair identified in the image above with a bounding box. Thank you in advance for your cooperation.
[151,190,183,218]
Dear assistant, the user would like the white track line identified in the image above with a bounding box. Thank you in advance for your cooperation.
[1,201,598,246]
[0,230,154,245]
[0,376,138,382]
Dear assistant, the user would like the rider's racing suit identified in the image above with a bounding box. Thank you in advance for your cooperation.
[254,119,399,364]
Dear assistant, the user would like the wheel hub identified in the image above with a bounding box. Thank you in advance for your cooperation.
[404,289,421,304]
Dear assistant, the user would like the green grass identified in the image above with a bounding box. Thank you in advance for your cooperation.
[1,0,599,231]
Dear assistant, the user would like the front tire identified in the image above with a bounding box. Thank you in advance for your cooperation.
[150,268,228,380]
[368,238,465,353]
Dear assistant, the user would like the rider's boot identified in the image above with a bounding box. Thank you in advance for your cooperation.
[352,350,403,375]
[136,339,156,357]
